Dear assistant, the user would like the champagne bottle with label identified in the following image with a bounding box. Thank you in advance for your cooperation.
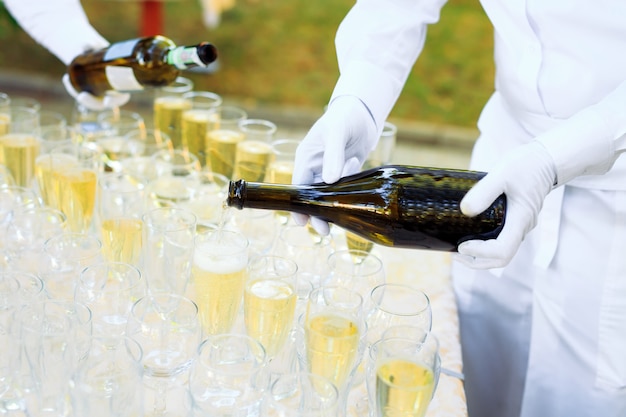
[68,35,218,96]
[226,165,507,252]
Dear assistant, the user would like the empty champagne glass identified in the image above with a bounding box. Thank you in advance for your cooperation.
[191,228,249,335]
[38,110,68,153]
[0,186,40,234]
[189,334,267,416]
[71,336,144,417]
[146,149,201,209]
[96,110,147,172]
[324,249,386,302]
[119,129,174,181]
[14,300,93,417]
[362,121,397,171]
[75,261,147,338]
[365,283,433,344]
[4,206,67,273]
[127,293,201,417]
[265,138,300,224]
[276,225,334,289]
[263,372,339,417]
[40,232,103,300]
[179,170,229,230]
[141,207,197,295]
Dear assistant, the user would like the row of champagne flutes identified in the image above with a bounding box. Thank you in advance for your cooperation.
[0,218,437,417]
[0,81,440,416]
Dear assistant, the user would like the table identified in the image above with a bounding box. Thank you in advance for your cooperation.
[346,245,468,417]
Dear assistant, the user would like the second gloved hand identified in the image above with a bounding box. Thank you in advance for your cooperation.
[62,74,130,111]
[291,95,379,234]
[456,141,557,269]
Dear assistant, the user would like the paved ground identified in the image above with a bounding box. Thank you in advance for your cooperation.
[0,69,473,169]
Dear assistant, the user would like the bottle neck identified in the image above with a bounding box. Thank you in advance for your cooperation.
[166,44,216,69]
[227,180,301,211]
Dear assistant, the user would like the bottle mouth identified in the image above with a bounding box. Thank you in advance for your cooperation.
[197,43,218,65]
[226,179,246,210]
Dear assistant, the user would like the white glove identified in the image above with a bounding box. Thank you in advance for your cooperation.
[291,95,379,234]
[4,0,110,65]
[62,74,131,111]
[455,141,556,269]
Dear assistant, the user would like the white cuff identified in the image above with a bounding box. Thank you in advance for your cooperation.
[539,107,620,186]
[330,60,400,135]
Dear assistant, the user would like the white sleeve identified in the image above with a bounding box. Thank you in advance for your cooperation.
[329,0,448,133]
[4,0,109,65]
[537,79,626,186]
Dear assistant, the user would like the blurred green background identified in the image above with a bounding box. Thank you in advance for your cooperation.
[0,0,494,128]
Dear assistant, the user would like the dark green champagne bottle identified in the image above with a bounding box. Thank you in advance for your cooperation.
[68,35,218,96]
[226,165,506,252]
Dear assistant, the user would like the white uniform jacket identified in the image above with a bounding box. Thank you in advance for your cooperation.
[329,1,626,416]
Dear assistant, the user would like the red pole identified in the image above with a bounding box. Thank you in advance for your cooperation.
[140,0,163,37]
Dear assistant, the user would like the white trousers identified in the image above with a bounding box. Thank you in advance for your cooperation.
[452,94,626,417]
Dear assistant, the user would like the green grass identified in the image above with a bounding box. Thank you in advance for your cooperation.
[0,0,494,127]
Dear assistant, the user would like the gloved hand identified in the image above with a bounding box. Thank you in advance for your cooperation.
[291,95,379,234]
[455,141,556,269]
[62,74,131,111]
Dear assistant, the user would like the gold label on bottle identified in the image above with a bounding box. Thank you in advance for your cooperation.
[105,67,143,91]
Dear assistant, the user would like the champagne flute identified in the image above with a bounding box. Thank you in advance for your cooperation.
[365,283,433,343]
[96,110,147,172]
[40,232,103,300]
[324,249,386,301]
[71,336,144,417]
[179,170,229,231]
[266,138,300,224]
[98,172,147,265]
[276,225,334,289]
[180,91,222,167]
[141,207,197,296]
[146,149,201,209]
[75,261,147,339]
[126,294,201,417]
[370,331,439,417]
[0,105,41,188]
[191,228,249,335]
[38,110,68,154]
[301,286,365,416]
[4,206,66,273]
[14,300,93,417]
[233,118,277,182]
[362,121,397,171]
[119,128,174,182]
[205,105,248,178]
[263,372,339,417]
[153,76,194,150]
[35,142,102,233]
[189,334,267,416]
[243,255,298,360]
